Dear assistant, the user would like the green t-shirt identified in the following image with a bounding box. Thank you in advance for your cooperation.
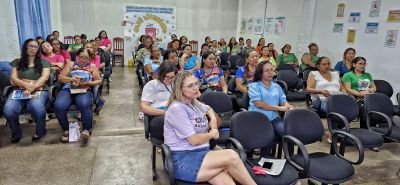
[11,59,51,90]
[276,53,298,65]
[342,71,373,91]
[68,44,83,51]
[300,54,319,70]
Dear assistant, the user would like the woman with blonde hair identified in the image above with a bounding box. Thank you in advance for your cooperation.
[164,71,256,184]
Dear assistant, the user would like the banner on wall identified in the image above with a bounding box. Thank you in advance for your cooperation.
[240,18,246,34]
[385,30,398,48]
[264,17,275,34]
[253,17,264,35]
[369,0,381,17]
[347,29,356,44]
[365,22,379,34]
[246,18,254,33]
[123,5,176,47]
[333,23,344,33]
[349,12,361,23]
[387,10,400,23]
[336,3,345,18]
[264,17,286,35]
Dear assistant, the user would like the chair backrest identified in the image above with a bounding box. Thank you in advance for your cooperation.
[302,69,313,82]
[64,36,74,44]
[277,70,299,89]
[219,52,231,66]
[284,109,324,145]
[277,64,295,72]
[327,94,359,122]
[228,77,236,92]
[230,111,274,150]
[374,79,393,98]
[70,51,77,61]
[113,37,124,51]
[199,91,232,113]
[364,93,394,117]
[149,116,165,140]
[237,52,246,59]
[236,58,246,68]
[189,40,198,55]
[228,55,240,69]
[242,92,250,109]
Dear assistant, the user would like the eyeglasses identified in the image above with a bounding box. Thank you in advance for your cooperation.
[79,56,90,60]
[182,81,201,89]
[27,45,39,49]
[164,75,175,80]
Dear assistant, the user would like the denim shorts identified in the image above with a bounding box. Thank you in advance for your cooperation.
[172,147,209,182]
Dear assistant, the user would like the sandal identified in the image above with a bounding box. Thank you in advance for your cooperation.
[61,131,69,143]
[81,130,91,142]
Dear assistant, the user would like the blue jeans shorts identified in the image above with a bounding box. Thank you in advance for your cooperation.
[172,147,209,182]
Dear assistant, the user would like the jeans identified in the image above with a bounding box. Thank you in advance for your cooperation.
[3,91,48,139]
[261,117,285,157]
[54,89,93,131]
[312,97,328,114]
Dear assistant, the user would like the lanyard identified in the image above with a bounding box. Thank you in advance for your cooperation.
[163,83,171,94]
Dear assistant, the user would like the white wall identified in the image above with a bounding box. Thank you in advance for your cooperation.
[0,0,20,61]
[58,0,239,63]
[312,0,400,101]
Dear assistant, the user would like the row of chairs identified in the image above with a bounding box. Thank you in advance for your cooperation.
[145,90,383,184]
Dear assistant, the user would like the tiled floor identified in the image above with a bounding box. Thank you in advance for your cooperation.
[0,67,399,185]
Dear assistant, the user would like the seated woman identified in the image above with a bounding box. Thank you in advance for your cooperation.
[248,61,293,155]
[163,49,179,67]
[194,52,228,93]
[41,41,65,71]
[255,38,265,54]
[241,39,254,54]
[179,36,188,45]
[144,44,163,79]
[55,48,102,142]
[141,61,177,119]
[266,43,278,60]
[306,57,346,114]
[84,42,105,70]
[52,39,71,64]
[164,71,256,184]
[67,35,83,52]
[235,50,258,95]
[98,30,112,53]
[3,38,51,143]
[276,44,299,68]
[135,36,153,61]
[258,46,276,68]
[228,37,241,55]
[300,42,320,71]
[342,57,376,107]
[168,39,181,51]
[334,48,356,77]
[179,44,200,73]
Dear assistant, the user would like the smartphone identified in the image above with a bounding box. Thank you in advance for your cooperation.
[262,161,273,169]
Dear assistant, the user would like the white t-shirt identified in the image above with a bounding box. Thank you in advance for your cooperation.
[141,80,172,109]
[310,71,341,98]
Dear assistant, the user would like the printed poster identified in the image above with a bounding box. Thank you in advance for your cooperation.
[240,18,246,34]
[253,17,264,35]
[388,10,400,23]
[333,23,344,33]
[274,16,286,35]
[264,17,275,34]
[347,29,356,44]
[246,18,254,33]
[123,5,176,47]
[349,12,361,23]
[337,3,345,18]
[385,30,398,48]
[369,0,381,17]
[365,22,379,34]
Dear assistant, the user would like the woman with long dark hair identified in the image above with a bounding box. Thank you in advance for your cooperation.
[3,38,51,143]
[334,48,356,77]
[98,30,112,52]
[194,51,227,93]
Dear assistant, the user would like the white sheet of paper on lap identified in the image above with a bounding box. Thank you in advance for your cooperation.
[258,157,287,176]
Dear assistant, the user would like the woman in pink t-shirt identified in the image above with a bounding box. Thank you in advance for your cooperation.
[41,41,65,71]
[84,42,104,69]
[98,30,112,53]
[51,39,71,63]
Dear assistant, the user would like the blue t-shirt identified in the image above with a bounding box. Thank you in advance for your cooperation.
[334,61,351,77]
[248,81,287,121]
[184,56,198,71]
[235,66,255,85]
[194,67,224,87]
[144,57,163,78]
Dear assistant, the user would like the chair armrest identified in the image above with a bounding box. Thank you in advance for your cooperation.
[239,108,248,112]
[225,138,247,162]
[326,112,351,133]
[366,111,393,136]
[161,144,177,185]
[2,86,13,98]
[331,130,364,165]
[282,135,310,172]
[305,93,320,112]
[48,85,59,103]
[144,115,150,139]
[276,80,288,94]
